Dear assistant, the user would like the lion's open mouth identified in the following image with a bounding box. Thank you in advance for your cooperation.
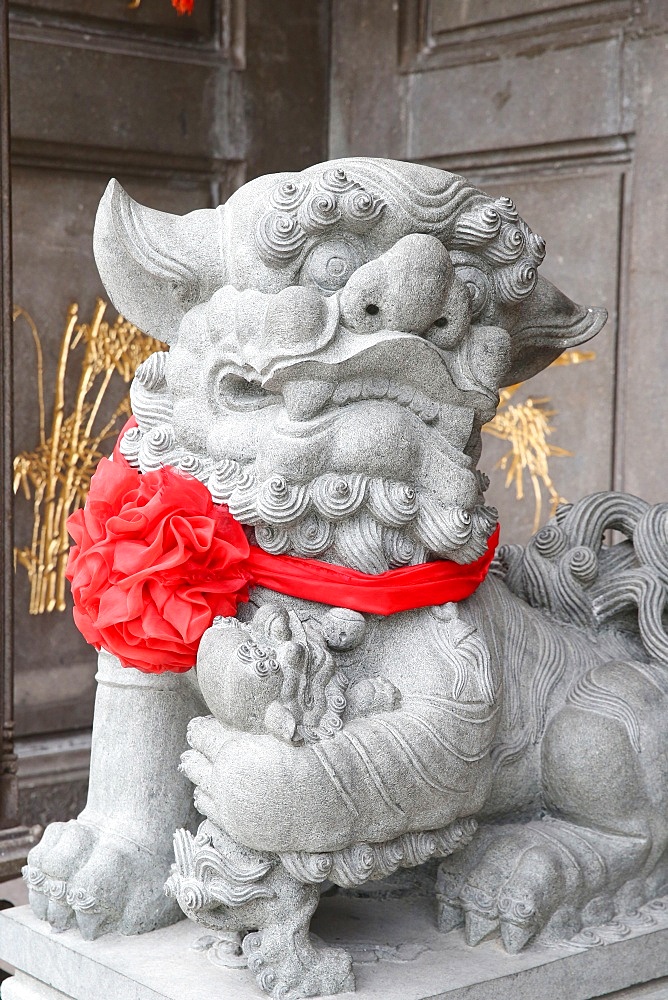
[213,367,442,428]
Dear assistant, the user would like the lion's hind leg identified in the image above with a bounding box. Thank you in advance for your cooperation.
[436,658,668,952]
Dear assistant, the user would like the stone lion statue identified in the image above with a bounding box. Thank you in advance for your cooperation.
[23,159,668,1000]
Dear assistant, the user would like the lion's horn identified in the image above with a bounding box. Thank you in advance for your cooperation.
[93,179,227,345]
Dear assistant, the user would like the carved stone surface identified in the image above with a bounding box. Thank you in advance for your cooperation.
[16,158,668,999]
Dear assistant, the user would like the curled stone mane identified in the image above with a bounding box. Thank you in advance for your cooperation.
[120,401,497,573]
[322,159,546,310]
[255,167,386,268]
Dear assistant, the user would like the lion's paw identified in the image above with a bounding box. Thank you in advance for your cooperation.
[24,819,181,939]
[436,819,646,952]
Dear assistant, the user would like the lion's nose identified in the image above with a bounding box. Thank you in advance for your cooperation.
[338,234,454,336]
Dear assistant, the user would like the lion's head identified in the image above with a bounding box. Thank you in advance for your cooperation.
[94,158,605,573]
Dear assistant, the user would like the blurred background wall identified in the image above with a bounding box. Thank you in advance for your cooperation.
[1,0,667,867]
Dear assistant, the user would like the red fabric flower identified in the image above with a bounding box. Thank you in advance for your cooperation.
[172,0,194,14]
[66,458,250,673]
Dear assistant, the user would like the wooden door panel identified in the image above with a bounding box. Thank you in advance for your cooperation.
[408,39,623,160]
[9,38,240,163]
[430,0,595,33]
[618,33,668,505]
[11,0,217,40]
[401,0,634,71]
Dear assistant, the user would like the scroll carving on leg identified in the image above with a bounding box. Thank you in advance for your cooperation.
[22,158,668,999]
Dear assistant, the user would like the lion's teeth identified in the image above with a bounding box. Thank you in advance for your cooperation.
[332,378,438,425]
[367,377,390,397]
[333,384,349,405]
[410,391,439,422]
[395,385,415,406]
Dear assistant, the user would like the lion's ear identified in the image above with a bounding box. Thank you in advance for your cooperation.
[93,179,227,345]
[502,275,607,386]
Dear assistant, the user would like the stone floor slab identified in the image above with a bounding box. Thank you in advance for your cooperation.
[1,895,668,1000]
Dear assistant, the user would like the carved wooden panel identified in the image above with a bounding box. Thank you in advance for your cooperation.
[401,0,635,71]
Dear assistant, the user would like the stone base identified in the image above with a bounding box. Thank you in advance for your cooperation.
[1,897,668,1000]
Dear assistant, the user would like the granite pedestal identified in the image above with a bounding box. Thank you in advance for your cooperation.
[2,892,668,1000]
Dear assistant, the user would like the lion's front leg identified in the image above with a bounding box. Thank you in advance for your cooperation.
[24,649,207,938]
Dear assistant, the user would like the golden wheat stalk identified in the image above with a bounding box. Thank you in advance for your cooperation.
[483,350,595,532]
[13,301,163,614]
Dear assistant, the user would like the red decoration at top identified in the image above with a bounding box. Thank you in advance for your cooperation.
[172,0,194,15]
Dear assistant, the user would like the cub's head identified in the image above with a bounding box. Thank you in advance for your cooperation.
[94,158,605,572]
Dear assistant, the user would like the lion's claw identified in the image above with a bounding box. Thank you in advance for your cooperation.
[437,818,658,951]
[25,819,181,938]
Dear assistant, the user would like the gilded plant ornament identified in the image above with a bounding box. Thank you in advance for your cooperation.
[483,349,595,533]
[12,300,164,615]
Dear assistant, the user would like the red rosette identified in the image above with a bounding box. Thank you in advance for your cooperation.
[66,458,250,673]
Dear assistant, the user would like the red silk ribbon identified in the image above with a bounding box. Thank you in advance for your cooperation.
[246,530,498,615]
[109,418,499,615]
[111,416,498,614]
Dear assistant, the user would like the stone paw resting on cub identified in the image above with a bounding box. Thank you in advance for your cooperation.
[24,158,668,1000]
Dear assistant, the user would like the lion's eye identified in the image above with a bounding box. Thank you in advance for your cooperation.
[302,238,363,294]
[365,303,379,315]
[434,316,448,327]
[455,264,491,320]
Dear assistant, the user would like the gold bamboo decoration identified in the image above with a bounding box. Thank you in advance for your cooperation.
[13,301,164,614]
[483,349,596,533]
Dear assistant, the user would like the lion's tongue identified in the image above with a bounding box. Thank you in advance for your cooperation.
[281,379,334,421]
